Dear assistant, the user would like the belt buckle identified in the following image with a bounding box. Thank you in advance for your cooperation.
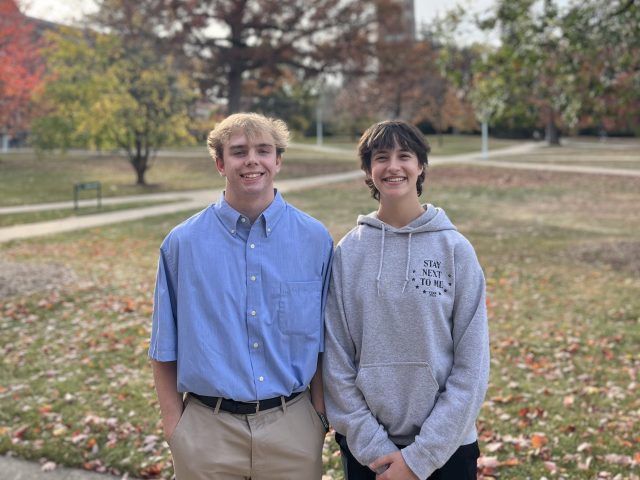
[245,400,260,414]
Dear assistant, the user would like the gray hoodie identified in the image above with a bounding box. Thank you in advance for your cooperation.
[323,205,490,479]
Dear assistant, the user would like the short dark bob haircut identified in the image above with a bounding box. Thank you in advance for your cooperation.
[358,120,430,201]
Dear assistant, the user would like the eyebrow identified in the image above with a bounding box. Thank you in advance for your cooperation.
[373,148,413,154]
[229,143,274,150]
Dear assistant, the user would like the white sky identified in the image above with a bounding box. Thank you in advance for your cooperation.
[22,0,98,23]
[24,0,497,35]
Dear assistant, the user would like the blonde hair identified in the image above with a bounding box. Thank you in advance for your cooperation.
[207,112,290,162]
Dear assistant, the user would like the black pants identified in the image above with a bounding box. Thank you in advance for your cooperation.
[335,432,479,480]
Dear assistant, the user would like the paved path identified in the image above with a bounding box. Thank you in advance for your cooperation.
[0,455,124,480]
[468,159,640,177]
[2,141,639,244]
[0,170,363,243]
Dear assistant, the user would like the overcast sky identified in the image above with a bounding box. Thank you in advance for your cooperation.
[24,0,497,33]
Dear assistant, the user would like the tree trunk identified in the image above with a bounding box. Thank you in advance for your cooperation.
[228,67,243,114]
[132,136,148,185]
[436,110,443,147]
[392,87,402,119]
[131,153,148,185]
[545,109,561,146]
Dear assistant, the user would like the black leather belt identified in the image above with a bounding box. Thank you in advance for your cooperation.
[190,391,303,414]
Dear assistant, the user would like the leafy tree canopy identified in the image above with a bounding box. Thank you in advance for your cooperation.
[33,28,197,184]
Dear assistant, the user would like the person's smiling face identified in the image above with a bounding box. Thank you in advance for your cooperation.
[216,130,282,205]
[369,144,422,202]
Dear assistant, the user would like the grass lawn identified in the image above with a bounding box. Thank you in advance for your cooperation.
[489,138,640,170]
[295,133,521,157]
[0,201,182,228]
[0,145,357,208]
[0,135,522,208]
[1,162,639,478]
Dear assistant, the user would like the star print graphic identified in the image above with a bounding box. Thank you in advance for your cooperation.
[411,258,451,297]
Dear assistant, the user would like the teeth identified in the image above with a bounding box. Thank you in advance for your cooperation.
[385,177,405,183]
[243,173,262,179]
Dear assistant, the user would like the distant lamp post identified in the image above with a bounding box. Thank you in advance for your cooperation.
[481,119,489,160]
[316,101,323,147]
[1,132,9,153]
[316,79,326,147]
[471,78,506,161]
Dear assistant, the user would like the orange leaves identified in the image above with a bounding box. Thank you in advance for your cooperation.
[477,455,521,478]
[530,433,548,449]
[139,462,165,478]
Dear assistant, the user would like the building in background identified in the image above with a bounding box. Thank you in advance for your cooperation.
[377,0,416,43]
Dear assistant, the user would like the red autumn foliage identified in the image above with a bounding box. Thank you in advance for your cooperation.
[0,0,45,136]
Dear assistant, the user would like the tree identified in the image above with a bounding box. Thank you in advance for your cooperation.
[562,0,640,135]
[249,69,318,135]
[33,28,196,185]
[333,34,474,142]
[466,0,639,143]
[471,0,582,144]
[0,0,45,150]
[92,0,377,114]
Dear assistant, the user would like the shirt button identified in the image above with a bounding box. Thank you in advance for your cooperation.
[250,310,256,316]
[258,376,264,382]
[250,243,255,249]
[250,275,256,281]
[230,229,235,234]
[267,228,271,233]
[253,342,259,349]
[240,217,246,223]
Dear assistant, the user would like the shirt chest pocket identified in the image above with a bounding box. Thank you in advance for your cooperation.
[278,280,322,335]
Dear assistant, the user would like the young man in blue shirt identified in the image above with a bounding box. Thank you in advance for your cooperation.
[149,113,333,479]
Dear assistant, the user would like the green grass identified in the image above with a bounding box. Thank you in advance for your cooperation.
[0,136,524,208]
[294,133,522,157]
[1,160,639,478]
[0,201,181,227]
[489,139,640,171]
[0,146,357,207]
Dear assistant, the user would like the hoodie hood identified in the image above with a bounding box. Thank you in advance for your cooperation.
[357,203,456,234]
[357,205,457,295]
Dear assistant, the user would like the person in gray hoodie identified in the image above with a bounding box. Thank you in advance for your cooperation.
[323,120,490,480]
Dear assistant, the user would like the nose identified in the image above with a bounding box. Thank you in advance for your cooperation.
[244,148,258,165]
[388,153,402,170]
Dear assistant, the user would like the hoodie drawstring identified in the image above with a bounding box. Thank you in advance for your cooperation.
[377,226,413,295]
[402,232,412,293]
[376,224,385,296]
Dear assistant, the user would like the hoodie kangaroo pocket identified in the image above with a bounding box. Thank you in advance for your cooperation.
[355,362,439,438]
[278,280,322,335]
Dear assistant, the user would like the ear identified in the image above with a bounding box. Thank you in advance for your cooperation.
[215,156,225,176]
[274,153,282,174]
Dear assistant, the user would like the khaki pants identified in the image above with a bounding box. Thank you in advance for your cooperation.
[168,390,326,480]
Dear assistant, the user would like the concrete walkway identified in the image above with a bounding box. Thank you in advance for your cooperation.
[0,455,124,480]
[0,170,363,243]
[2,141,638,244]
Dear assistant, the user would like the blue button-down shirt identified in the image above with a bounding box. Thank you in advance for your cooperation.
[149,191,333,401]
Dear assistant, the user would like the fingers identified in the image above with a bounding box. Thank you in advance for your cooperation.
[369,453,391,472]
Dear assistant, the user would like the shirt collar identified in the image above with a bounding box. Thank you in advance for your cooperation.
[214,190,286,237]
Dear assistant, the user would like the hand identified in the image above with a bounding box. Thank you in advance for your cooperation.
[162,411,182,442]
[370,451,419,480]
